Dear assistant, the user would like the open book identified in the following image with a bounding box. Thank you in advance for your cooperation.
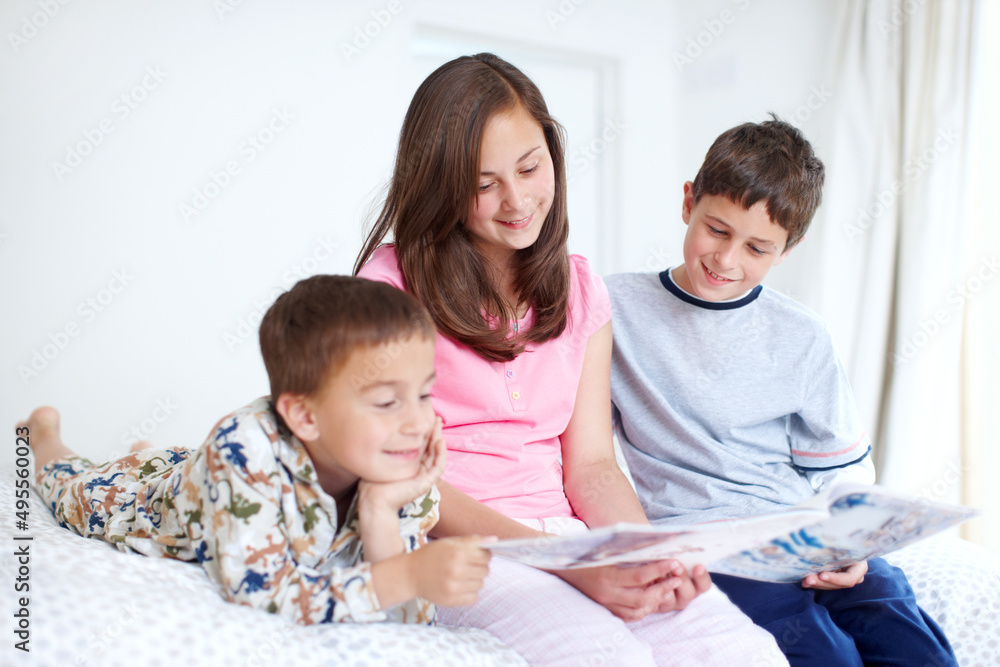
[484,483,979,582]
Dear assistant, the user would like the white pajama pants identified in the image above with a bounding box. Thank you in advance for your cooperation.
[437,517,787,667]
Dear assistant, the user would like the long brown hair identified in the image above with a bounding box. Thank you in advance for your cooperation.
[353,53,570,362]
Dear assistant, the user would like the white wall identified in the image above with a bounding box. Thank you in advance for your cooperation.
[0,0,837,468]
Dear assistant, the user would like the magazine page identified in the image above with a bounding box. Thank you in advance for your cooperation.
[484,509,825,570]
[708,483,980,583]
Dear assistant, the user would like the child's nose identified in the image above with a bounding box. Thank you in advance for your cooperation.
[501,181,528,211]
[401,402,433,436]
[716,241,738,267]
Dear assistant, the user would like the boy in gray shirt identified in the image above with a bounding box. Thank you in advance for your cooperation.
[608,116,955,666]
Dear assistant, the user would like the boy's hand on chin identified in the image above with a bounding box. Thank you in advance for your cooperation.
[359,417,446,512]
[801,560,867,590]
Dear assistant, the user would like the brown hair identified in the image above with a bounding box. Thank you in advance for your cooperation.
[353,53,570,363]
[691,114,825,250]
[259,275,434,399]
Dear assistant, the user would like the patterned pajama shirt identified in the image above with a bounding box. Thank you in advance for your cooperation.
[34,396,439,625]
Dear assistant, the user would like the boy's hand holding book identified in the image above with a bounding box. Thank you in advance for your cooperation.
[801,561,868,590]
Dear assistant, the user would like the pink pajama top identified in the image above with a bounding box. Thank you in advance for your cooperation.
[359,245,612,519]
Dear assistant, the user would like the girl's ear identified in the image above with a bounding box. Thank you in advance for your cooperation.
[275,392,319,442]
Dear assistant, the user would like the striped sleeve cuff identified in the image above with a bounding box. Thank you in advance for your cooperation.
[791,433,871,471]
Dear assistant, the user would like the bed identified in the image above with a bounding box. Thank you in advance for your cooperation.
[2,469,997,666]
[0,470,526,666]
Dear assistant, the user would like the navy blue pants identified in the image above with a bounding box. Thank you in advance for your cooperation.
[711,558,956,666]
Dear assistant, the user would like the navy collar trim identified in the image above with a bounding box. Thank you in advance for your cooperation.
[658,269,762,310]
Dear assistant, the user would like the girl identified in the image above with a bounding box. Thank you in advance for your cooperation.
[355,53,785,666]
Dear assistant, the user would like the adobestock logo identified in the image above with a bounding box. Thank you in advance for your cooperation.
[877,0,929,36]
[545,0,588,31]
[780,85,833,127]
[51,66,167,182]
[7,0,71,52]
[844,127,960,243]
[245,627,296,667]
[17,268,135,385]
[340,1,404,63]
[892,254,998,367]
[120,398,180,448]
[224,236,340,351]
[73,601,143,665]
[179,107,295,224]
[213,0,248,21]
[673,0,751,72]
[566,118,627,186]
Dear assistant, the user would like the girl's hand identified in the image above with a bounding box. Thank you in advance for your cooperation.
[359,417,446,513]
[554,559,700,622]
[653,563,712,613]
[801,560,868,590]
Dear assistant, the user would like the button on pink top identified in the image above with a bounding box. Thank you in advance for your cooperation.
[358,245,611,519]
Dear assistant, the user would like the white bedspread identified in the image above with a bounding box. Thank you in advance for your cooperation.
[0,471,526,666]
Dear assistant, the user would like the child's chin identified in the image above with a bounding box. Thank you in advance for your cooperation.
[376,467,422,482]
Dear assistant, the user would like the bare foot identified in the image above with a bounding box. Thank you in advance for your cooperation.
[129,440,153,453]
[20,407,76,473]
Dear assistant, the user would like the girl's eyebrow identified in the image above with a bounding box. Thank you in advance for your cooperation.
[480,146,541,176]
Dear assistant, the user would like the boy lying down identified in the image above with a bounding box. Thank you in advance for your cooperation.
[22,275,492,625]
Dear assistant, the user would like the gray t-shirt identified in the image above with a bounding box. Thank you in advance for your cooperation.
[608,270,870,525]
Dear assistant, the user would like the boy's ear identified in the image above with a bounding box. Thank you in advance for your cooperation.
[681,181,695,226]
[774,234,804,267]
[275,392,319,443]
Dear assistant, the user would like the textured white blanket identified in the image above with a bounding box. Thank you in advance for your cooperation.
[0,471,526,667]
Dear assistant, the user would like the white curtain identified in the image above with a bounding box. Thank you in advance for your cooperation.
[801,1,983,535]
